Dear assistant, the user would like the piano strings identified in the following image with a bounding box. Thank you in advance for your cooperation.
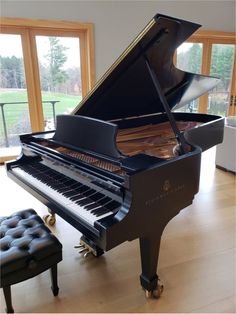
[117,121,198,159]
[38,140,126,176]
[38,120,198,175]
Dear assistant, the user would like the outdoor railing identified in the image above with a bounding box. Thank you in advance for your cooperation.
[0,100,60,147]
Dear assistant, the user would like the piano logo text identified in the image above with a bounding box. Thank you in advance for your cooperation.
[145,181,185,206]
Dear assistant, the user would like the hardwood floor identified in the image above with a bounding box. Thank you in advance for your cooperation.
[0,148,235,313]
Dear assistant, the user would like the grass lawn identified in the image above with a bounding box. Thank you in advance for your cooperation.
[0,90,82,145]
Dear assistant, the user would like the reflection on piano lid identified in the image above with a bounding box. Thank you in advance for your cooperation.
[73,14,220,120]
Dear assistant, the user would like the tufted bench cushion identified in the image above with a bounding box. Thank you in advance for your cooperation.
[0,209,62,313]
[0,209,62,281]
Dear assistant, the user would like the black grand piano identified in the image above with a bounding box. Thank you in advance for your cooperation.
[6,14,224,298]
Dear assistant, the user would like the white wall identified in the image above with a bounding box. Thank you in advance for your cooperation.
[1,0,235,79]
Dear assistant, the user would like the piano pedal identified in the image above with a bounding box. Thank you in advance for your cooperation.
[74,236,104,258]
[43,213,56,226]
[145,280,164,299]
[74,244,84,249]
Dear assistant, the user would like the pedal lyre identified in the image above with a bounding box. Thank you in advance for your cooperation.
[74,236,104,258]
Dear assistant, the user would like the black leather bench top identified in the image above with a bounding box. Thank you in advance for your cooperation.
[0,209,62,276]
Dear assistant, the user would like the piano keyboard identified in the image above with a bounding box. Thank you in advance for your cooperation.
[12,162,121,227]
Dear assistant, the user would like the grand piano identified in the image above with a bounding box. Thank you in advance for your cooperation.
[6,14,224,298]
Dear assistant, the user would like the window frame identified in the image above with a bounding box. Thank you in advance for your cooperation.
[186,30,236,114]
[1,17,95,131]
[0,17,95,162]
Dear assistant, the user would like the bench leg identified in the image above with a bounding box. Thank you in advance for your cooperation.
[50,264,59,296]
[3,286,14,313]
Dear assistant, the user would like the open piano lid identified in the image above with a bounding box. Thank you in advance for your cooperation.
[73,14,220,121]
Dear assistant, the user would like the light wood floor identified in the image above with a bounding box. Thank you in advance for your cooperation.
[0,148,235,313]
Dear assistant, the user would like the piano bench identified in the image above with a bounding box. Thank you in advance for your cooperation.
[0,209,62,313]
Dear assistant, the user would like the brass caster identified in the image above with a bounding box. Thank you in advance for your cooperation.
[153,283,164,298]
[145,282,164,299]
[43,214,56,226]
[145,290,153,298]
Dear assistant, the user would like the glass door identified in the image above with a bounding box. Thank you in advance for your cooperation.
[35,35,82,130]
[0,19,94,163]
[208,44,235,116]
[0,33,31,158]
[228,54,236,116]
[176,42,203,113]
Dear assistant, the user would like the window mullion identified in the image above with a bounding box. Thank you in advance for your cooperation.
[21,29,44,132]
[79,31,89,97]
[199,40,212,113]
[228,50,236,116]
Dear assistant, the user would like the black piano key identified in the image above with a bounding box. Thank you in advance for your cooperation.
[90,199,119,215]
[66,185,85,194]
[63,190,79,197]
[49,183,65,190]
[76,198,94,206]
[49,174,62,180]
[56,186,72,192]
[61,179,76,185]
[44,178,59,186]
[90,204,107,214]
[95,209,112,217]
[58,182,79,191]
[70,188,95,201]
[92,206,111,216]
[63,188,82,198]
[56,186,74,194]
[69,182,83,188]
[104,200,120,211]
[83,193,106,209]
[89,192,105,202]
[97,196,111,206]
[48,177,65,184]
[84,203,102,211]
[71,187,96,197]
[77,186,91,193]
[82,189,96,197]
[74,198,87,205]
[70,194,84,201]
[74,190,96,207]
[83,201,101,210]
[57,183,79,192]
[67,190,83,198]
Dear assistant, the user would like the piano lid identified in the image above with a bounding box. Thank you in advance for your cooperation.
[73,13,220,121]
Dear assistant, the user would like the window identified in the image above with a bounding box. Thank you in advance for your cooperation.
[209,44,235,116]
[175,31,236,116]
[0,18,95,162]
[35,34,83,130]
[0,33,31,150]
[176,43,203,113]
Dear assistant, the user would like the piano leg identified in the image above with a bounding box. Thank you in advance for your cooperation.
[139,235,163,298]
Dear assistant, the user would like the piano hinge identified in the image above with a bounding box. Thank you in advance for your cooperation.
[109,112,163,124]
